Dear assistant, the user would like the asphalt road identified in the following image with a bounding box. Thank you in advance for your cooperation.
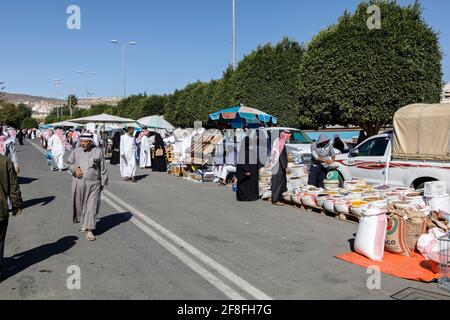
[0,139,447,300]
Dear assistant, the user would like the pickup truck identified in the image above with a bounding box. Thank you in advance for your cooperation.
[335,132,450,189]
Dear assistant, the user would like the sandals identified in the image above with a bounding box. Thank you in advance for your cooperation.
[79,228,87,233]
[272,201,285,206]
[86,231,96,241]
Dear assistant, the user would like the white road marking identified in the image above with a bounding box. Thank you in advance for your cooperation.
[103,189,273,300]
[28,140,273,300]
[103,196,245,300]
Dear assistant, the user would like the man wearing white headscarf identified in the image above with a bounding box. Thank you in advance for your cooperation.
[47,128,66,171]
[67,133,108,241]
[139,129,152,169]
[0,126,19,174]
[120,127,137,182]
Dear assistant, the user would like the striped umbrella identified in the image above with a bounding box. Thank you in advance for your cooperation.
[208,105,277,128]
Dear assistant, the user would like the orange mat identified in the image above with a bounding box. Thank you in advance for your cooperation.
[336,251,439,283]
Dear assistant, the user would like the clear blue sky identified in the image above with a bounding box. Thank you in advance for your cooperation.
[1,0,449,99]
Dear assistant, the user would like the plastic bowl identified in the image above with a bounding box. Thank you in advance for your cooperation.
[335,201,350,214]
[323,197,339,212]
[301,194,317,207]
[393,201,413,210]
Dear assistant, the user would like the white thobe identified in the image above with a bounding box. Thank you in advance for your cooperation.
[120,134,137,178]
[47,135,65,170]
[139,136,152,168]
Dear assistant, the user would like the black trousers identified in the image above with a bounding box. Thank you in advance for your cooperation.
[308,165,328,188]
[0,218,8,278]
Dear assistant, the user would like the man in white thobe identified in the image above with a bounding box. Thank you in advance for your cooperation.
[139,129,152,169]
[120,127,137,182]
[47,130,65,171]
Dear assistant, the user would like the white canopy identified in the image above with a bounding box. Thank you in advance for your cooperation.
[49,121,84,127]
[138,115,175,132]
[71,113,136,124]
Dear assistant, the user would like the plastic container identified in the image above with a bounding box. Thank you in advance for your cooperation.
[283,191,293,203]
[323,197,339,213]
[368,199,388,210]
[326,170,340,181]
[315,194,331,208]
[324,180,340,191]
[405,193,425,206]
[301,194,317,207]
[384,192,403,204]
[426,194,450,214]
[350,201,369,217]
[335,200,351,214]
[293,193,303,205]
[393,201,413,210]
[425,181,447,198]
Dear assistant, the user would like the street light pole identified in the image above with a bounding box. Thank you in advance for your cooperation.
[123,42,126,98]
[232,0,236,70]
[53,79,62,119]
[110,40,137,99]
[77,71,96,99]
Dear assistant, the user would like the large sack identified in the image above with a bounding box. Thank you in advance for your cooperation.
[385,212,412,257]
[405,209,428,252]
[355,208,387,262]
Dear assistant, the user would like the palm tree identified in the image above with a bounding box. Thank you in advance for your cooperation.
[66,94,78,117]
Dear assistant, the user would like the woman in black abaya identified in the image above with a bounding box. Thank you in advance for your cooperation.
[151,132,167,172]
[236,135,260,202]
[110,131,121,165]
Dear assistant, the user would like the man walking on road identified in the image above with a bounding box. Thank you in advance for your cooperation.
[0,154,23,282]
[120,127,137,182]
[67,133,108,241]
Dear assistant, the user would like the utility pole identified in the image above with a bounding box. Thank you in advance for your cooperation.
[232,0,237,70]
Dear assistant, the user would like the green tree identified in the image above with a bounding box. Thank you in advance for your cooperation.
[21,117,39,129]
[0,102,21,128]
[300,0,443,135]
[66,94,78,117]
[232,37,305,127]
[17,103,32,120]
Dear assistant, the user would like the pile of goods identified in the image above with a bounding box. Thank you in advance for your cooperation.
[259,161,309,202]
[349,181,450,264]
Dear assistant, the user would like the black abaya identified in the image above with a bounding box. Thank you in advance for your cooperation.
[236,137,260,202]
[271,146,288,203]
[110,132,121,165]
[152,133,167,172]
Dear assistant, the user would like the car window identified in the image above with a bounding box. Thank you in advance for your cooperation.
[290,131,312,144]
[356,137,389,157]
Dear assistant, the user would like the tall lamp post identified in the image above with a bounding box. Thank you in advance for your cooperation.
[77,71,96,99]
[109,40,137,98]
[232,0,236,70]
[53,79,62,119]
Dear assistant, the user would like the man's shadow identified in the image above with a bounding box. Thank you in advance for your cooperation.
[22,196,55,209]
[133,174,148,182]
[17,177,38,185]
[2,236,78,280]
[95,212,132,236]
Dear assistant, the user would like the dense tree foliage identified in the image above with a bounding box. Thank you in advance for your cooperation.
[21,117,39,129]
[0,102,34,128]
[300,0,442,135]
[43,1,442,134]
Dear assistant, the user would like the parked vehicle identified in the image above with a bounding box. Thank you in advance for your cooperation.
[335,103,450,189]
[258,127,314,164]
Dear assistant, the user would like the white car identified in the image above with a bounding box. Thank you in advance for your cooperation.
[335,133,450,189]
[258,127,314,164]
